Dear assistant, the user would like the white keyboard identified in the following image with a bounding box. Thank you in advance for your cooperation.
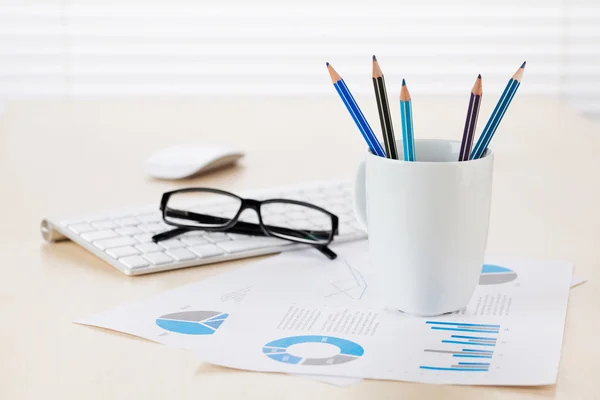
[41,181,366,275]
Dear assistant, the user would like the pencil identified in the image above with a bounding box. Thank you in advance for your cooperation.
[372,55,398,159]
[458,74,483,162]
[399,79,416,161]
[470,62,526,160]
[326,62,386,157]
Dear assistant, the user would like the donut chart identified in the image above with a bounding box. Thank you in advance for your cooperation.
[263,335,364,365]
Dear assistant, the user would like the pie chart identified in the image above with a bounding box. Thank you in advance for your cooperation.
[263,335,364,365]
[479,264,518,285]
[155,310,228,335]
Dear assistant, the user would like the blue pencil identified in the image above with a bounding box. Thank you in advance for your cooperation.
[470,62,526,159]
[399,79,416,161]
[326,62,386,157]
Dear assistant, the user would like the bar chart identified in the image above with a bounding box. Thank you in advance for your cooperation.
[420,321,499,372]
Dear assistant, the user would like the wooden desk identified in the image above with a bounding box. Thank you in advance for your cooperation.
[1,96,599,399]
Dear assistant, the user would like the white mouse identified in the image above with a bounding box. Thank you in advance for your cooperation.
[146,145,244,180]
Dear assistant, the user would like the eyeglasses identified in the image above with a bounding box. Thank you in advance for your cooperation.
[151,188,339,259]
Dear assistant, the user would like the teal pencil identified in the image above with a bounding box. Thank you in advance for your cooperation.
[399,79,416,161]
[470,62,526,159]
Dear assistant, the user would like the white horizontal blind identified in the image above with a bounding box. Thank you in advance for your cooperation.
[0,0,598,117]
[564,1,600,118]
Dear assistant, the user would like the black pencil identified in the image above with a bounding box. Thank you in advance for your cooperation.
[459,74,483,162]
[372,55,397,159]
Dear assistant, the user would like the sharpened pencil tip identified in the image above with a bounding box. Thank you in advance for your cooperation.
[402,79,406,86]
[372,55,377,61]
[521,61,526,68]
[326,62,329,67]
[478,74,482,79]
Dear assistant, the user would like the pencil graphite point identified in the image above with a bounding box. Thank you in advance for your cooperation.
[521,61,526,68]
[478,74,482,79]
[372,55,377,61]
[326,62,329,67]
[402,79,406,86]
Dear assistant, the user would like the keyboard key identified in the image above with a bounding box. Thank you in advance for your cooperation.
[136,243,164,253]
[137,213,162,223]
[227,233,254,240]
[287,220,317,230]
[94,236,137,250]
[307,191,327,200]
[81,230,119,242]
[133,233,154,243]
[68,223,95,234]
[138,223,165,233]
[115,217,140,227]
[92,220,119,230]
[119,256,149,269]
[326,204,350,214]
[217,237,290,253]
[158,239,186,250]
[166,248,196,261]
[143,252,173,265]
[204,232,231,243]
[189,244,225,258]
[262,214,288,223]
[115,227,143,236]
[310,216,333,226]
[180,236,208,246]
[107,246,140,259]
[338,223,360,236]
[59,219,83,227]
[287,211,307,220]
[159,222,172,230]
[85,215,109,223]
[238,212,259,224]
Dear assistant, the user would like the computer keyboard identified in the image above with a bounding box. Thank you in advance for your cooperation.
[41,181,366,275]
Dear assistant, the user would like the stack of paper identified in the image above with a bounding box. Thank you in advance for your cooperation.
[77,240,576,386]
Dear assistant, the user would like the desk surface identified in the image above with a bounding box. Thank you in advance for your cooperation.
[1,96,599,399]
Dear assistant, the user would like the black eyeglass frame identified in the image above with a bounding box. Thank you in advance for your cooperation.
[152,188,340,259]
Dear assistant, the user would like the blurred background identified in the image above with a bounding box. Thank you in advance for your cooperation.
[1,0,598,118]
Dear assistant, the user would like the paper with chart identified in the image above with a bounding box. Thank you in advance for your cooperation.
[75,256,360,387]
[77,240,577,386]
[197,250,573,385]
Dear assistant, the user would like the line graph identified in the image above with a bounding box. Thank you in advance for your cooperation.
[324,260,368,300]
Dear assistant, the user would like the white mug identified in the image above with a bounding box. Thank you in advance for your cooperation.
[353,139,494,316]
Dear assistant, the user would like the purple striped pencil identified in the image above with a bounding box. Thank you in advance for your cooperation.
[458,75,483,162]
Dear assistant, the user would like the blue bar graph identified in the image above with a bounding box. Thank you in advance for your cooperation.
[452,335,496,341]
[426,321,500,328]
[421,321,499,372]
[453,354,493,358]
[420,366,488,372]
[442,340,495,346]
[431,327,500,333]
[458,362,490,365]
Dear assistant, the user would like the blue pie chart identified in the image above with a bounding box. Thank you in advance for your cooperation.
[263,335,364,365]
[155,310,229,335]
[479,264,518,285]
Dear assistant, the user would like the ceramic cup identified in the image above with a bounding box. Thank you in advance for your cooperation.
[353,139,494,316]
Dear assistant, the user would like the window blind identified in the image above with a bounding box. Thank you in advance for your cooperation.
[0,0,598,117]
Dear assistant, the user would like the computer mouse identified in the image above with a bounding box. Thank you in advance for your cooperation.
[146,145,244,180]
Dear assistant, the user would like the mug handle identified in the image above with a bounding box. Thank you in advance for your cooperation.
[353,160,368,232]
